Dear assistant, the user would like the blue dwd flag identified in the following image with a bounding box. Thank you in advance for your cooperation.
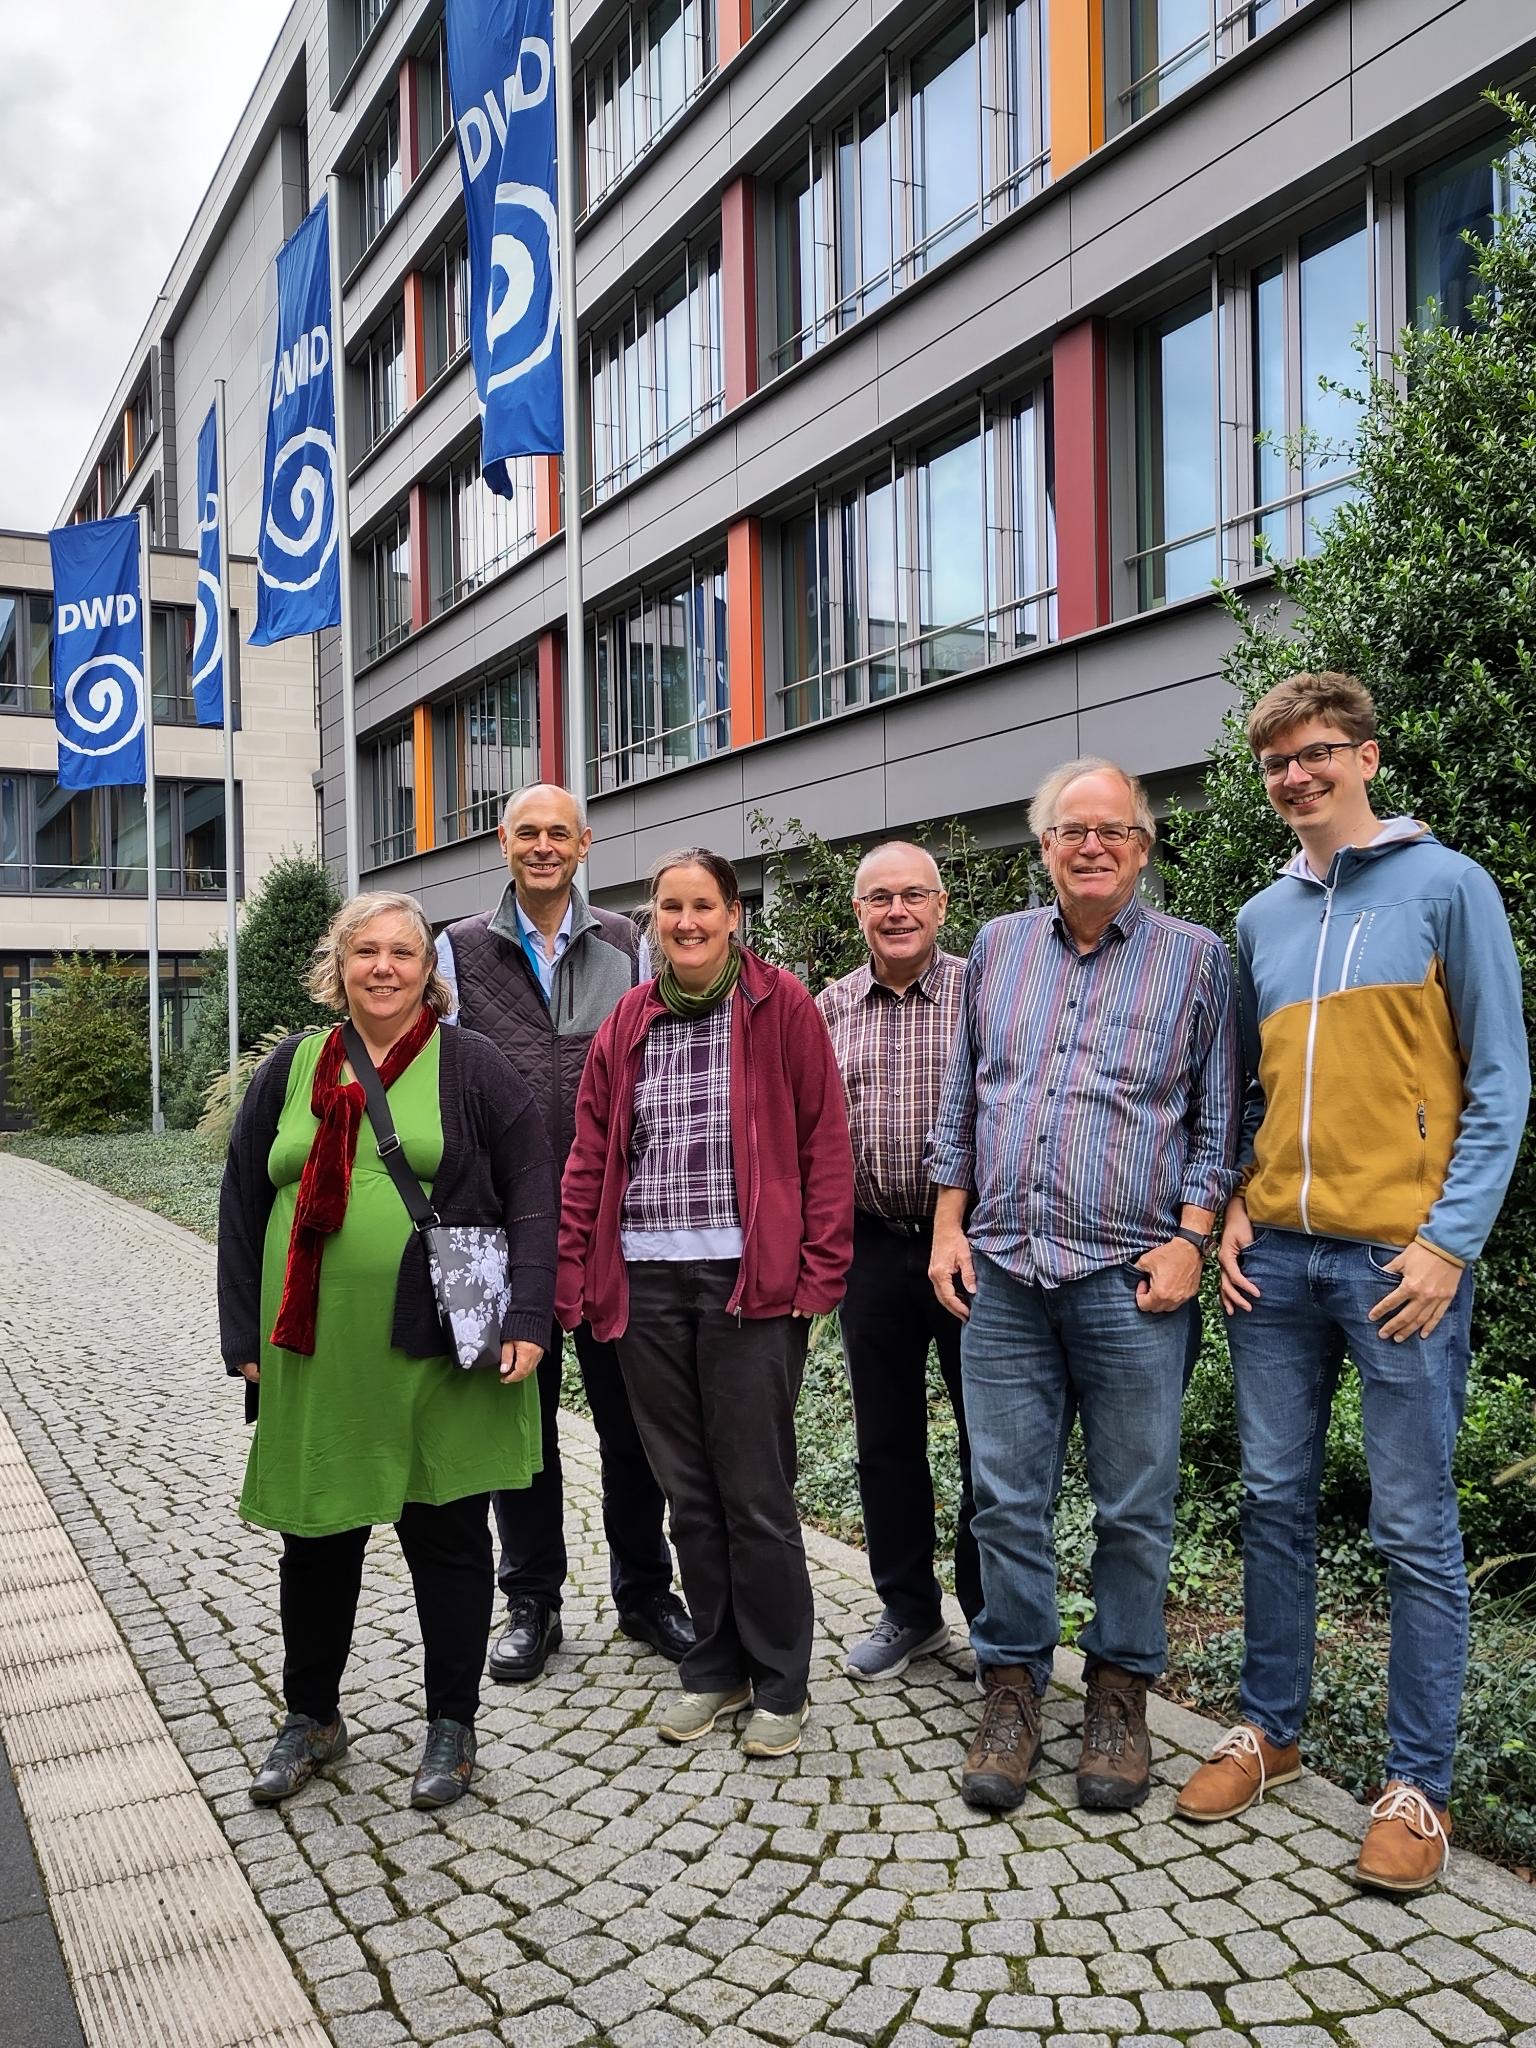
[445,0,563,485]
[192,402,225,723]
[48,517,146,791]
[250,197,341,644]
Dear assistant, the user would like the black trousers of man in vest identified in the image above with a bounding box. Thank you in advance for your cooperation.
[493,1316,673,1614]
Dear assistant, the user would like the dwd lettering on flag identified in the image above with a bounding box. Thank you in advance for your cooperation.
[192,402,225,725]
[48,517,146,792]
[250,197,341,644]
[445,0,563,485]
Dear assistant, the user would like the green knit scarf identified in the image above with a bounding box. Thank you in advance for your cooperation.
[657,945,743,1019]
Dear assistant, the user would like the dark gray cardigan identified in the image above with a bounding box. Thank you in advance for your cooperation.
[217,1022,557,1421]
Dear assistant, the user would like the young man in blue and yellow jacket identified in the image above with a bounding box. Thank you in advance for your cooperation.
[1176,671,1528,1893]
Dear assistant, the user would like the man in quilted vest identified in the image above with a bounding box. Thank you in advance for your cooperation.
[437,784,692,1681]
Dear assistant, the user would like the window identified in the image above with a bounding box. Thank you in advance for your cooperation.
[363,303,406,449]
[587,562,729,790]
[364,509,412,661]
[1408,131,1531,332]
[354,0,390,55]
[16,777,231,895]
[129,379,154,464]
[0,592,52,715]
[416,23,453,160]
[439,663,538,843]
[429,447,538,612]
[100,433,124,507]
[423,238,470,384]
[1113,0,1303,125]
[580,0,714,214]
[769,0,1048,378]
[1134,293,1217,608]
[152,607,198,722]
[584,242,723,505]
[779,383,1055,728]
[361,99,402,250]
[367,727,416,867]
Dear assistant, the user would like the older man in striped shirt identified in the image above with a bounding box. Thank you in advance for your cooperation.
[927,758,1239,1815]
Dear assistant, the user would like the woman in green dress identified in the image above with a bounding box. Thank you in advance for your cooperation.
[217,891,556,1810]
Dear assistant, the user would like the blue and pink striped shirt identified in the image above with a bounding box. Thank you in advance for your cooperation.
[925,894,1240,1287]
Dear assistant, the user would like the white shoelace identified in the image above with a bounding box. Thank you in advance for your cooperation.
[1207,1722,1273,1801]
[1367,1783,1451,1870]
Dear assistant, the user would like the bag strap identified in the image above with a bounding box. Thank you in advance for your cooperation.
[341,1021,439,1232]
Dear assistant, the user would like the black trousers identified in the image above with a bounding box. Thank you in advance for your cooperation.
[280,1492,492,1726]
[840,1209,983,1628]
[492,1317,673,1615]
[616,1261,814,1712]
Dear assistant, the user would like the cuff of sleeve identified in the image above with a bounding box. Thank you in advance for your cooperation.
[793,1287,844,1318]
[1414,1233,1467,1271]
[501,1310,555,1347]
[1181,1173,1233,1212]
[925,1149,974,1190]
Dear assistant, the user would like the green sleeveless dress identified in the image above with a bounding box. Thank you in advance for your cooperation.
[239,1028,542,1538]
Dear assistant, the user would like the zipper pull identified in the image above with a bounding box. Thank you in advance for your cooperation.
[1417,1102,1427,1140]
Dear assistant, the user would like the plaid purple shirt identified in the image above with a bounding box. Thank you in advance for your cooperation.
[621,1002,740,1240]
[816,951,965,1219]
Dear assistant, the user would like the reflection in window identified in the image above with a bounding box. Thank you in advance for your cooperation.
[416,23,453,159]
[1,773,22,888]
[110,784,173,894]
[363,304,406,449]
[152,608,197,722]
[367,727,415,867]
[0,592,52,715]
[1118,0,1301,125]
[781,385,1055,728]
[430,448,538,612]
[584,243,723,505]
[1135,294,1217,608]
[587,563,728,790]
[423,239,470,384]
[361,100,402,250]
[34,782,102,892]
[581,0,713,213]
[1408,131,1531,332]
[440,663,538,843]
[912,19,981,275]
[364,511,412,661]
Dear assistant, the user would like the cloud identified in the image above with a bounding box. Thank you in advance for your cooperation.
[0,0,291,530]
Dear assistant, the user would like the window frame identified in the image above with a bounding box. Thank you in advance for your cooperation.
[422,235,471,387]
[1106,0,1305,132]
[437,659,540,844]
[359,96,402,252]
[6,774,239,898]
[361,300,407,451]
[428,444,539,615]
[363,507,413,663]
[578,0,716,217]
[366,724,417,869]
[586,558,730,791]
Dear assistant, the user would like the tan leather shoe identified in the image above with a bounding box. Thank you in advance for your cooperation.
[1174,1721,1302,1821]
[1352,1781,1452,1893]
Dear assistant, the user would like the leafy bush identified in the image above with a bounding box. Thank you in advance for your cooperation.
[4,1130,223,1239]
[12,955,151,1134]
[1165,99,1536,1382]
[197,1025,305,1150]
[167,853,341,1127]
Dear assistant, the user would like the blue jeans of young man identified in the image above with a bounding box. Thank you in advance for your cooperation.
[961,1251,1191,1693]
[1228,1227,1474,1808]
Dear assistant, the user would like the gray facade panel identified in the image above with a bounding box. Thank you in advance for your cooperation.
[1079,675,1242,778]
[883,710,1081,824]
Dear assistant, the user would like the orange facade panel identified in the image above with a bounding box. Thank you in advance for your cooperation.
[727,518,765,750]
[412,700,436,853]
[1049,0,1105,178]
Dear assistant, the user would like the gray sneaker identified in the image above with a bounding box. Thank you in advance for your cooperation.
[742,1702,810,1757]
[846,1613,950,1681]
[249,1711,347,1804]
[656,1685,751,1743]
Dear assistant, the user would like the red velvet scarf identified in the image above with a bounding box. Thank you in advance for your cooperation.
[269,1004,439,1356]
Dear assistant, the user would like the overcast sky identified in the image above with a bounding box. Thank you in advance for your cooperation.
[0,0,292,532]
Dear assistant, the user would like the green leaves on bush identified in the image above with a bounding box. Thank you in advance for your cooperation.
[12,955,151,1135]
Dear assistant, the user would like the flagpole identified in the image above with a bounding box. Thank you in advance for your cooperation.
[214,379,239,1078]
[325,176,362,897]
[554,0,587,804]
[137,504,164,1135]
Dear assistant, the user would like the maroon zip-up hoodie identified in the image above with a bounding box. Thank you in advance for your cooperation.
[556,946,854,1340]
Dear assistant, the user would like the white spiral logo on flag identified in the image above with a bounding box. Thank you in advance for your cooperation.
[57,654,145,758]
[486,182,559,393]
[259,427,339,593]
[192,489,223,691]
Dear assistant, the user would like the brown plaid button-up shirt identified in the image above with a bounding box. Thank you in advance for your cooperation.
[816,950,965,1220]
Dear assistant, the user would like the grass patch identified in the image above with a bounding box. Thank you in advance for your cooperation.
[2,1129,224,1241]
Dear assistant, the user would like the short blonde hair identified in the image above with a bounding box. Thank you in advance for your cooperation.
[1028,757,1157,846]
[305,891,454,1017]
[1246,671,1377,755]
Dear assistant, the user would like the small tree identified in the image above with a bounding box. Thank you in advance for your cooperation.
[167,852,341,1127]
[1167,98,1536,1375]
[750,810,1046,987]
[13,955,151,1134]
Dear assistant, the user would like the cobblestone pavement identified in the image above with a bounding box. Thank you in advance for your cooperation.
[2,1151,1535,2048]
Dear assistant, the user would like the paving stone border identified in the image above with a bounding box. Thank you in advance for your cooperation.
[2,1150,1534,2048]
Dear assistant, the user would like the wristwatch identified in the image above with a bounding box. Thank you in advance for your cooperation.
[1173,1225,1211,1254]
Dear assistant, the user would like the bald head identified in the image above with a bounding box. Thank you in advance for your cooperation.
[852,841,948,993]
[498,782,593,919]
[853,840,942,898]
[503,783,588,833]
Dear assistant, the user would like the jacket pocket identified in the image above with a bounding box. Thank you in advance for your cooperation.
[754,1178,803,1304]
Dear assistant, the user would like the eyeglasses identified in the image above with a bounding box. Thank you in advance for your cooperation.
[1045,823,1147,848]
[1257,740,1363,781]
[855,887,944,911]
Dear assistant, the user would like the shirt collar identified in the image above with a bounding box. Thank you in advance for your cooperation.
[859,949,947,1003]
[1051,889,1147,950]
[515,896,575,951]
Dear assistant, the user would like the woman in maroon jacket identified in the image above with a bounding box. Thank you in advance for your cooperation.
[558,847,853,1758]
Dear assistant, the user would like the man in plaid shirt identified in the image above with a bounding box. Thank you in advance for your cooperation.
[817,842,981,1682]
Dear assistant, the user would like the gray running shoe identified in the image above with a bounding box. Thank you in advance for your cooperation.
[845,1613,950,1680]
[656,1685,751,1743]
[249,1711,347,1804]
[742,1701,810,1757]
[410,1717,477,1809]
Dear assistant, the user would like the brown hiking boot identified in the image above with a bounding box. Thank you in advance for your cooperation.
[1352,1782,1451,1894]
[960,1665,1042,1811]
[1175,1721,1302,1821]
[1077,1660,1152,1811]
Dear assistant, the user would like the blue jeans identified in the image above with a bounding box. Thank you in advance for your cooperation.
[1228,1228,1473,1807]
[961,1251,1191,1692]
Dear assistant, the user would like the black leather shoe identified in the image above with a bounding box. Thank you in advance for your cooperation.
[411,1718,476,1809]
[249,1712,347,1804]
[619,1594,696,1664]
[488,1596,562,1682]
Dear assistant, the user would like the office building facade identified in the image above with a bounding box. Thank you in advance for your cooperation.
[55,0,1535,919]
